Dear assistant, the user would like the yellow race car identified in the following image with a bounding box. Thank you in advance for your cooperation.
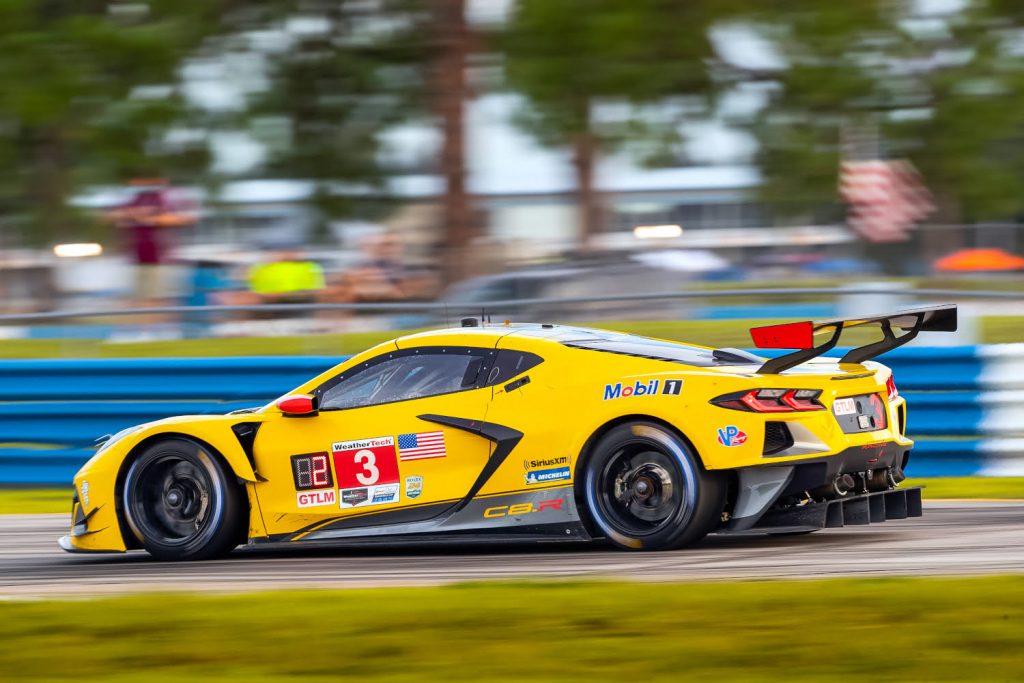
[60,305,956,560]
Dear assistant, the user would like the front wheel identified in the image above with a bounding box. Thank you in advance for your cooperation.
[582,422,726,551]
[122,438,246,561]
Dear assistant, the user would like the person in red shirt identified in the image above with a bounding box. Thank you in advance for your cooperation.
[111,185,194,304]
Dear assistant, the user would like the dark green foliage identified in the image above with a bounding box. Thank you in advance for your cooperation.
[248,0,430,235]
[731,0,1024,223]
[502,1,724,244]
[0,0,428,246]
[503,0,717,143]
[0,0,229,245]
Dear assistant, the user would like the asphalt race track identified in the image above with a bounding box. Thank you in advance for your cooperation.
[1,501,1021,597]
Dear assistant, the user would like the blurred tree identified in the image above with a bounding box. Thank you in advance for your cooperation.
[207,0,475,284]
[0,0,229,247]
[248,0,483,286]
[503,0,721,250]
[432,0,472,283]
[725,0,1024,229]
[249,1,430,241]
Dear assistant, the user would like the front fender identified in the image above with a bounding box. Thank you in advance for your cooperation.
[63,414,269,553]
[117,415,263,482]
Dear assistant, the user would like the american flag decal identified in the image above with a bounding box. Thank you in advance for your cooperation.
[397,431,447,460]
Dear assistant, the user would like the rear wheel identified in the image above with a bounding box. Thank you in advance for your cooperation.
[582,421,726,551]
[122,438,246,561]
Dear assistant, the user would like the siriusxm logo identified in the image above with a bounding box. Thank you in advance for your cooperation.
[603,378,682,401]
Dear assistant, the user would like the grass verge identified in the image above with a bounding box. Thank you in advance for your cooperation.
[0,577,1021,682]
[0,329,414,359]
[3,478,1019,515]
[0,488,70,514]
[905,476,1024,499]
[1,316,1020,358]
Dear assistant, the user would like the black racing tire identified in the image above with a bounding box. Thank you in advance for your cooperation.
[122,437,246,561]
[582,421,726,551]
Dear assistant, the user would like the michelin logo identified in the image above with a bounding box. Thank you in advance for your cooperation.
[525,466,571,485]
[604,378,683,400]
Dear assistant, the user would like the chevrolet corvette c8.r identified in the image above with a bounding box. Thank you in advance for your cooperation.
[61,305,956,559]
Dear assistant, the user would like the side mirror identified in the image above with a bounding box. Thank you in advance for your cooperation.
[276,394,318,417]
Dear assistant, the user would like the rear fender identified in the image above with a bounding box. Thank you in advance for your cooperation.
[571,411,704,482]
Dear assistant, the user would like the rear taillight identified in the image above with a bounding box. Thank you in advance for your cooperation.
[886,374,898,401]
[712,388,825,413]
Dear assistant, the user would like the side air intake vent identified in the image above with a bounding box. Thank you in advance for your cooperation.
[763,422,794,456]
[231,422,264,479]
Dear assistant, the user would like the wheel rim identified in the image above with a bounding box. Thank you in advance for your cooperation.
[596,443,685,536]
[127,453,214,546]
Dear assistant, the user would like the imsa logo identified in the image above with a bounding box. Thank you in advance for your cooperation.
[603,378,683,401]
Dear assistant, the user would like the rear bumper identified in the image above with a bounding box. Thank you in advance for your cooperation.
[773,440,909,497]
[727,441,915,531]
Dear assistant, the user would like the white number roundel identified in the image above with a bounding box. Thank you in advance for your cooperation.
[354,449,379,485]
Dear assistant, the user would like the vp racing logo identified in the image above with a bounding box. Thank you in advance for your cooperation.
[604,378,682,400]
[716,425,747,447]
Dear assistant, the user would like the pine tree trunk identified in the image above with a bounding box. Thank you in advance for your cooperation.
[572,128,601,252]
[435,0,472,285]
[25,126,69,247]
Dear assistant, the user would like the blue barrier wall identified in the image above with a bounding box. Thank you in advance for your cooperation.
[0,347,1017,485]
[0,357,338,486]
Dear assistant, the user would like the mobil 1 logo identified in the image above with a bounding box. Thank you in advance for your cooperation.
[603,378,683,401]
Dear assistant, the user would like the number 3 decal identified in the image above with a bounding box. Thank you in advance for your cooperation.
[354,449,380,485]
[333,436,400,491]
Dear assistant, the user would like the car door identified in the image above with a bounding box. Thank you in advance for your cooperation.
[252,346,495,536]
[476,346,573,495]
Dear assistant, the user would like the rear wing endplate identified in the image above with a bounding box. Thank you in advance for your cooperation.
[750,304,957,374]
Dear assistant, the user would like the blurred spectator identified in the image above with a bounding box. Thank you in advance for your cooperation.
[185,260,233,308]
[349,232,410,301]
[182,259,234,337]
[110,184,195,305]
[322,232,436,305]
[245,243,326,304]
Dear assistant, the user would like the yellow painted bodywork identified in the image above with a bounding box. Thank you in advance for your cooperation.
[64,324,911,552]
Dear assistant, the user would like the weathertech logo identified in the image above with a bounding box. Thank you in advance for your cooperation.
[604,379,683,400]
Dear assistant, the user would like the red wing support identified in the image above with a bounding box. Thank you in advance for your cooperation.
[753,304,957,374]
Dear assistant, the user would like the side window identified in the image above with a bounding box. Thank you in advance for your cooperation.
[318,347,493,410]
[485,350,544,387]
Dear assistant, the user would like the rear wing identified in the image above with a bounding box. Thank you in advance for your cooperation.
[750,304,957,374]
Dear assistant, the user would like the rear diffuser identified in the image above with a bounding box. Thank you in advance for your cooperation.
[721,486,923,535]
